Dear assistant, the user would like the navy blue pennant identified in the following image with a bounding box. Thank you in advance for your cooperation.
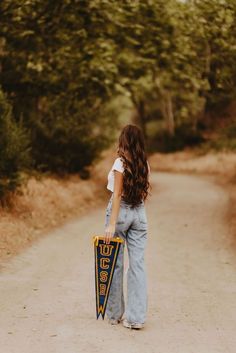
[93,236,124,319]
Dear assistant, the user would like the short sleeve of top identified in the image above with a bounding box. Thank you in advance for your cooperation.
[107,157,124,192]
[112,157,124,173]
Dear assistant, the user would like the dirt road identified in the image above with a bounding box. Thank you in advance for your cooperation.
[0,172,235,353]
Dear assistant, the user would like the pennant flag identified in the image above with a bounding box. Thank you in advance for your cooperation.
[93,235,124,320]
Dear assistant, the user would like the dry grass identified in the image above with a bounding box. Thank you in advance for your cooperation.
[0,147,118,264]
[149,150,236,179]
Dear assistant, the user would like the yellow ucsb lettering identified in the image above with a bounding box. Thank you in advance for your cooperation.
[99,244,114,256]
[99,284,106,296]
[100,271,108,283]
[100,257,110,269]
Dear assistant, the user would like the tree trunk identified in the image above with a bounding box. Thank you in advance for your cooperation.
[165,91,175,136]
[136,99,147,138]
[130,91,147,138]
[154,74,175,136]
[160,91,175,136]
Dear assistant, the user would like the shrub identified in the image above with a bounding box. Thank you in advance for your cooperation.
[0,89,31,201]
[206,122,236,151]
[29,97,117,175]
[147,123,205,153]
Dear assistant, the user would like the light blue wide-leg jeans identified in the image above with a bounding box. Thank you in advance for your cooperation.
[104,195,148,324]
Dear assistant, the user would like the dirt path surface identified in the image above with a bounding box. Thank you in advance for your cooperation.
[0,172,235,353]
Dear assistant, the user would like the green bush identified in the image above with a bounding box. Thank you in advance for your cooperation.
[205,123,236,151]
[29,97,117,175]
[147,123,205,153]
[0,89,31,200]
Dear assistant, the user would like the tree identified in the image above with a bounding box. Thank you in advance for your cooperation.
[0,0,119,172]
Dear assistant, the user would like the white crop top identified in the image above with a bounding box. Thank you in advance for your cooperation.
[107,157,150,193]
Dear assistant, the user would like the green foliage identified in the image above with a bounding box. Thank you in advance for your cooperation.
[0,0,119,174]
[0,89,30,199]
[113,0,236,150]
[30,97,116,173]
[204,122,236,151]
[147,123,205,153]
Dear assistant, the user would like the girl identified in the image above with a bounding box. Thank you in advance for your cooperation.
[104,124,150,329]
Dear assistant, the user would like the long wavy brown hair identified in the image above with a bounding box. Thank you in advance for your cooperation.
[117,124,150,207]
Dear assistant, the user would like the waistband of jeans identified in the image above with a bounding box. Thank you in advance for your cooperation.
[109,194,144,208]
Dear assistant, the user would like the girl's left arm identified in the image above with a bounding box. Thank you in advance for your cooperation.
[104,170,123,244]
